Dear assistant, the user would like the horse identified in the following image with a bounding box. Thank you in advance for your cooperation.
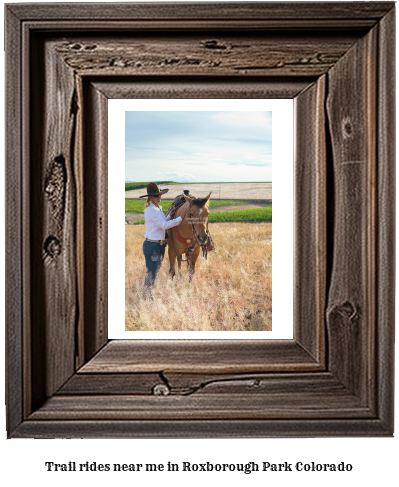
[167,192,211,279]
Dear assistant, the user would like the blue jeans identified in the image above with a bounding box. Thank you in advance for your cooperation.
[143,240,165,299]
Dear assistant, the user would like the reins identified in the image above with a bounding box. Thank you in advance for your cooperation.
[188,205,211,260]
[170,204,195,262]
[170,202,212,262]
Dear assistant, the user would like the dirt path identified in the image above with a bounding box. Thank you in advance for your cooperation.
[126,182,272,200]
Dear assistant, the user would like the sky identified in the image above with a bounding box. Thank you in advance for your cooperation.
[125,111,272,182]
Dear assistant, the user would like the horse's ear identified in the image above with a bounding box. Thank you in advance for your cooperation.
[205,192,212,203]
[183,194,193,205]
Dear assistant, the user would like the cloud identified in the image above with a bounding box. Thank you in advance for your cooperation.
[227,162,272,167]
[162,172,196,182]
[125,111,273,182]
[213,111,272,129]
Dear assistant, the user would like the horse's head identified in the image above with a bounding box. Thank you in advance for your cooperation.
[184,192,211,245]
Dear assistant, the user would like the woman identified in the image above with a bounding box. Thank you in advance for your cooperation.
[139,182,182,299]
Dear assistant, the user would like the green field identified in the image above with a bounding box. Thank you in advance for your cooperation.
[172,181,272,184]
[125,199,249,214]
[209,207,272,223]
[132,207,272,225]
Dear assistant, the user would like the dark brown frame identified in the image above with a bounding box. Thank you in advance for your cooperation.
[5,2,395,438]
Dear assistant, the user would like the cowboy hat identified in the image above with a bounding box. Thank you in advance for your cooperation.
[139,182,169,198]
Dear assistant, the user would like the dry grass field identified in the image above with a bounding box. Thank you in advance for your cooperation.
[125,222,272,331]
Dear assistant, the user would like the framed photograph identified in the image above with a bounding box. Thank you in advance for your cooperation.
[108,98,293,339]
[5,2,395,437]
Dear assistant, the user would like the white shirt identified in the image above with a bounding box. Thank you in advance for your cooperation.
[144,203,182,240]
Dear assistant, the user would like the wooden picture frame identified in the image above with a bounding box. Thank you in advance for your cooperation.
[5,2,395,438]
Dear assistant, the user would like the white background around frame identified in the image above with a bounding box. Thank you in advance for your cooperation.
[108,99,293,339]
[1,1,397,485]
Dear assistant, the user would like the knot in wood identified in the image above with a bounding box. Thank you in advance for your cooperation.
[339,301,358,321]
[45,181,56,196]
[45,156,66,228]
[343,119,353,138]
[83,44,97,51]
[43,236,61,261]
[152,383,170,396]
[328,301,358,323]
[202,40,227,50]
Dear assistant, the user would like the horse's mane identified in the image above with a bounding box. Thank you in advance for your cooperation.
[191,197,209,209]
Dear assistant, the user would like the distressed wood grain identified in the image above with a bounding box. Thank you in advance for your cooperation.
[294,76,326,363]
[7,2,394,23]
[80,81,109,363]
[375,5,395,432]
[33,372,374,421]
[79,340,321,374]
[5,2,395,438]
[5,5,25,436]
[58,372,162,395]
[59,371,352,397]
[54,33,360,78]
[13,418,391,439]
[326,26,377,405]
[30,37,79,407]
[91,78,312,100]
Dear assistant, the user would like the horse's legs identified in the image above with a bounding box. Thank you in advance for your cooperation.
[188,248,200,281]
[177,258,182,277]
[168,245,176,278]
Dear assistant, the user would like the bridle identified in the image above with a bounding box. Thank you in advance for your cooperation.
[171,203,210,262]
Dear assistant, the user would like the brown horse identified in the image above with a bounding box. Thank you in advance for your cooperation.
[167,193,211,279]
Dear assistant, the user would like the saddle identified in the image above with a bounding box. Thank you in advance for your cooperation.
[166,193,188,219]
[165,192,191,242]
[166,191,215,256]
